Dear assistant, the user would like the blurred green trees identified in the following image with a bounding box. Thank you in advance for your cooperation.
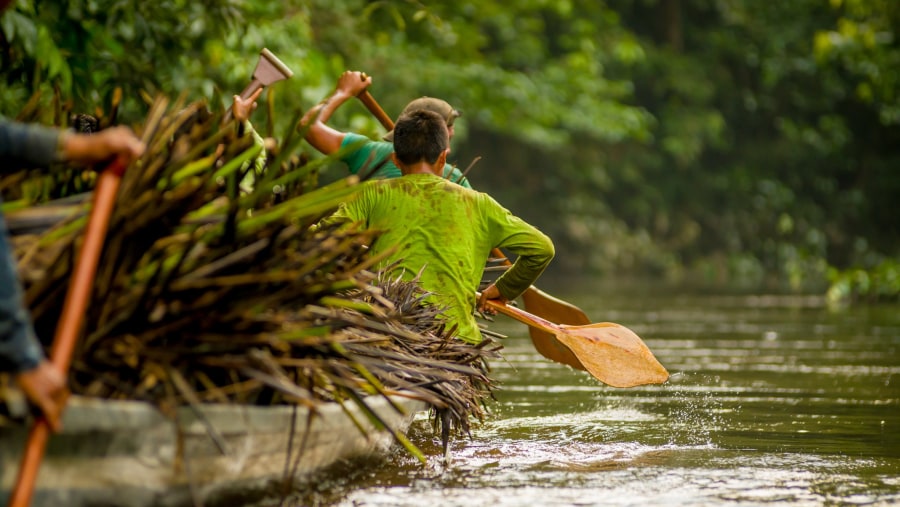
[1,0,897,301]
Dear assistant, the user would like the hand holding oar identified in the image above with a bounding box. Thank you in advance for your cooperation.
[478,292,669,388]
[8,158,128,507]
[223,48,293,123]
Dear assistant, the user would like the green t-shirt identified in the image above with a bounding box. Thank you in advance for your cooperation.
[339,133,471,189]
[323,173,554,343]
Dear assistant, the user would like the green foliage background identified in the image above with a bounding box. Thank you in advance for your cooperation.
[1,0,898,299]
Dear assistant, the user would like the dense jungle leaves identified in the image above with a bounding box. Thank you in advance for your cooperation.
[1,0,897,300]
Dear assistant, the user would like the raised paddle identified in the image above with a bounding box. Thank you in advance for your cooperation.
[357,89,394,133]
[8,158,127,507]
[223,48,294,123]
[480,296,669,387]
[355,83,594,372]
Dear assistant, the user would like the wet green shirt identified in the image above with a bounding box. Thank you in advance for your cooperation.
[340,133,471,188]
[324,173,554,343]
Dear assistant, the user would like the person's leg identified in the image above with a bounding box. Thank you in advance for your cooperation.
[0,204,44,373]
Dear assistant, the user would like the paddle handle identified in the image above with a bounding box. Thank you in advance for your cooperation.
[51,166,122,372]
[223,78,263,124]
[8,159,124,507]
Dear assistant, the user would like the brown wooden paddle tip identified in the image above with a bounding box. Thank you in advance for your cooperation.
[554,323,669,388]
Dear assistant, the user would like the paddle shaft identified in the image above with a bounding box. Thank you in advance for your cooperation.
[483,298,559,334]
[8,160,125,507]
[357,90,394,132]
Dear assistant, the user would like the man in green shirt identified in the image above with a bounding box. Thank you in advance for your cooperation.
[320,110,554,344]
[301,70,470,187]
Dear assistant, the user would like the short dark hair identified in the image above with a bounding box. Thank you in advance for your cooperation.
[392,109,449,165]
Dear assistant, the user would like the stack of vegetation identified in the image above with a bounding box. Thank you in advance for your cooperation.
[2,94,501,461]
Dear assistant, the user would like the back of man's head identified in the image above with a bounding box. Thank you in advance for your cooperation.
[393,109,449,165]
[384,97,460,142]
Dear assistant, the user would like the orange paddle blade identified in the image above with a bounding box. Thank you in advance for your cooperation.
[554,322,669,387]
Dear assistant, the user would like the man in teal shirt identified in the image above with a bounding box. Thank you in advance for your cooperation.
[320,110,554,344]
[301,70,470,187]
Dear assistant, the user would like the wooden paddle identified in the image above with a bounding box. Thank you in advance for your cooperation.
[223,48,294,123]
[8,158,126,507]
[481,296,669,387]
[356,85,594,372]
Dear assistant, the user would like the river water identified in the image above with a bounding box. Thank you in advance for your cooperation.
[293,281,900,506]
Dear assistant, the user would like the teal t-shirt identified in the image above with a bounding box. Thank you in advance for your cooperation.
[323,173,554,343]
[339,133,471,189]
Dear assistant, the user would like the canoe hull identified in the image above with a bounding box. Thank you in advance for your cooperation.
[0,395,426,507]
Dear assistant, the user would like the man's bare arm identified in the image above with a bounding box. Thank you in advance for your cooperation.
[299,70,372,155]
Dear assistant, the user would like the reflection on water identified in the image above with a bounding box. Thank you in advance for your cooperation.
[289,282,900,506]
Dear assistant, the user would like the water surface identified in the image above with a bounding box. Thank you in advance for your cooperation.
[294,281,900,506]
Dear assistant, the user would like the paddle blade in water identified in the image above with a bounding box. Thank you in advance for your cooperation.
[554,322,669,388]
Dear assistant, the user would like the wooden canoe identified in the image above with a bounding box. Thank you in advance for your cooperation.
[0,395,426,507]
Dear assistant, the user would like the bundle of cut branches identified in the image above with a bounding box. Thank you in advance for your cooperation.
[5,96,500,459]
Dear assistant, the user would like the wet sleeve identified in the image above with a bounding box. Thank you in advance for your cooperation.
[487,199,555,300]
[313,183,373,231]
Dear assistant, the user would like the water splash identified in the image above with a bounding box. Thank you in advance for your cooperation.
[663,372,728,446]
